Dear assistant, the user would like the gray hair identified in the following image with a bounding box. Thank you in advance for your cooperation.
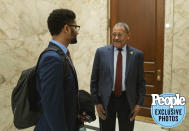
[114,22,130,33]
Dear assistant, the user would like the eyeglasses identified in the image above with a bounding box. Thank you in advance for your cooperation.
[68,25,80,31]
[112,32,125,38]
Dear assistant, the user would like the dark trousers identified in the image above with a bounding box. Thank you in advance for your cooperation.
[99,92,135,131]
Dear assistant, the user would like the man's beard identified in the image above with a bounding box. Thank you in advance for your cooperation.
[70,29,77,44]
[70,37,77,44]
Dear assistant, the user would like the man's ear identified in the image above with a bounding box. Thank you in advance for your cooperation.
[127,32,131,40]
[63,24,69,33]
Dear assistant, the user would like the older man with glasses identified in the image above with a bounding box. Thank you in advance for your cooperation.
[90,22,145,131]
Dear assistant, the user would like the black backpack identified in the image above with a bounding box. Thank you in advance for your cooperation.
[11,45,69,129]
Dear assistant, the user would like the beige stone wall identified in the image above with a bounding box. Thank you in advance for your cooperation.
[1,0,189,130]
[0,0,108,130]
[164,0,189,130]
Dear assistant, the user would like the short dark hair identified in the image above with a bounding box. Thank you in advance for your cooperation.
[47,9,76,35]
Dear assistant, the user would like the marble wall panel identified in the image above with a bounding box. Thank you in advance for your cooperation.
[170,0,189,130]
[1,0,189,130]
[163,0,174,93]
[164,0,189,130]
[0,0,108,130]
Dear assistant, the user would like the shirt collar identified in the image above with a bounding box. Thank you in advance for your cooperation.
[49,40,67,54]
[114,44,127,51]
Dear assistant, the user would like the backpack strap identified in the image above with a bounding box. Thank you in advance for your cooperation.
[35,44,69,78]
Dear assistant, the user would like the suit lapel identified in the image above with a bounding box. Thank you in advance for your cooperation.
[68,61,78,84]
[66,58,78,89]
[125,45,134,82]
[107,45,114,83]
[49,42,78,87]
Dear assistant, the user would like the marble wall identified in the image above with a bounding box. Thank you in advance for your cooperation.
[164,0,189,130]
[0,0,108,130]
[1,0,189,130]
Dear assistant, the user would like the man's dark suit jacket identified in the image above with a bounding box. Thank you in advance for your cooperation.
[34,43,79,131]
[90,44,145,112]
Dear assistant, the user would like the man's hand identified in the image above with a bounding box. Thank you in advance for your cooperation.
[130,105,141,121]
[78,112,86,123]
[96,104,106,120]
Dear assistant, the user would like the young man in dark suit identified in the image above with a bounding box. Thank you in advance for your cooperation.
[35,9,81,131]
[90,22,145,131]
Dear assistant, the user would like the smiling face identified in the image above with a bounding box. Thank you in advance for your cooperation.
[112,25,130,48]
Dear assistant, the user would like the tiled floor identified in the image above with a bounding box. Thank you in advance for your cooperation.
[84,118,167,131]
